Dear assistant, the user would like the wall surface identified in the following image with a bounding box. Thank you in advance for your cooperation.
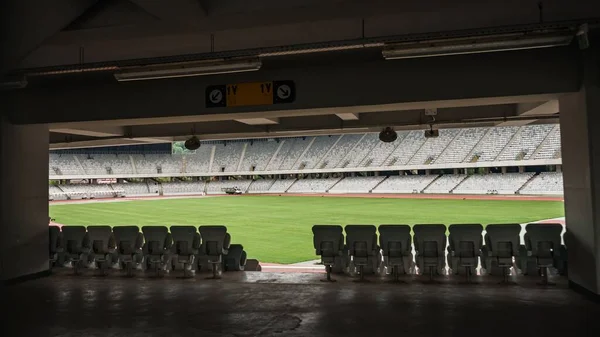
[0,117,49,280]
[559,41,600,294]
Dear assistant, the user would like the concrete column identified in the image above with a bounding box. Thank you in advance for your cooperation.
[559,41,600,296]
[453,168,459,174]
[518,166,525,173]
[0,117,49,281]
[557,165,562,173]
[425,169,431,175]
[501,167,507,174]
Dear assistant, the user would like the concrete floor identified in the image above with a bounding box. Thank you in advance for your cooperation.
[2,272,598,337]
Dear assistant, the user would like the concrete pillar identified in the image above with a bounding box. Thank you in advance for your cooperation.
[557,165,562,173]
[0,118,49,281]
[518,166,525,173]
[453,168,459,174]
[559,41,600,296]
[501,167,508,174]
[425,169,431,175]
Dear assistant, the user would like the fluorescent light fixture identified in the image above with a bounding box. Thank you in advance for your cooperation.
[114,58,262,82]
[0,77,27,90]
[382,32,574,60]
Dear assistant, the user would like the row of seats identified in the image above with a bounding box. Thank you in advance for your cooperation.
[312,223,567,283]
[49,125,561,177]
[49,225,247,278]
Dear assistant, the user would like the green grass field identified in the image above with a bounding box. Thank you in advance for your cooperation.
[49,196,564,264]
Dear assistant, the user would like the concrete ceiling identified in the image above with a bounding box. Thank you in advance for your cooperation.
[1,0,595,149]
[3,0,600,73]
[48,96,560,149]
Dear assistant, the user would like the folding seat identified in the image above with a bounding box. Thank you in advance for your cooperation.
[198,226,230,279]
[312,225,346,282]
[170,226,200,277]
[378,225,413,281]
[481,224,521,282]
[521,223,565,285]
[223,244,247,271]
[60,226,89,274]
[448,224,483,282]
[49,226,63,269]
[86,226,116,275]
[413,224,446,280]
[345,225,380,281]
[112,226,144,276]
[142,226,172,276]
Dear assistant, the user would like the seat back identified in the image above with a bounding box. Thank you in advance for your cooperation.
[49,226,61,254]
[413,224,446,258]
[312,225,344,258]
[142,226,171,254]
[61,226,87,254]
[378,225,411,258]
[113,226,143,255]
[86,226,114,254]
[485,224,520,258]
[199,226,228,256]
[525,223,563,259]
[170,226,200,255]
[448,224,483,258]
[345,225,377,258]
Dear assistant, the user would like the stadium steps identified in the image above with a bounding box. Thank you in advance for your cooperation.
[208,145,216,172]
[291,137,316,170]
[420,174,442,193]
[463,128,491,163]
[73,155,86,175]
[432,129,464,164]
[404,133,429,166]
[325,176,344,192]
[369,176,389,192]
[449,175,471,193]
[529,124,559,159]
[129,155,137,174]
[237,143,248,172]
[379,133,408,167]
[284,178,298,193]
[266,140,285,170]
[516,172,540,194]
[495,126,524,161]
[335,133,367,168]
[358,136,385,167]
[314,135,343,169]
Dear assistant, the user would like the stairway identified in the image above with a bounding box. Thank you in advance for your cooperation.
[420,174,442,193]
[369,176,388,192]
[516,172,539,194]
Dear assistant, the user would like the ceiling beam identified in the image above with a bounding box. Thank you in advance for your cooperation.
[497,100,559,126]
[336,113,359,120]
[50,126,125,137]
[235,118,279,125]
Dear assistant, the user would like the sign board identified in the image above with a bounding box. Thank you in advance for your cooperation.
[206,80,295,108]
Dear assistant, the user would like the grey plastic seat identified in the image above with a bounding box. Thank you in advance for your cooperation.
[345,225,379,281]
[142,226,172,276]
[378,225,413,280]
[61,226,89,274]
[113,226,144,276]
[86,226,116,275]
[448,224,483,282]
[312,225,346,281]
[170,226,200,277]
[522,223,565,285]
[224,244,247,271]
[49,226,63,269]
[413,224,447,280]
[482,224,521,281]
[198,226,229,279]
